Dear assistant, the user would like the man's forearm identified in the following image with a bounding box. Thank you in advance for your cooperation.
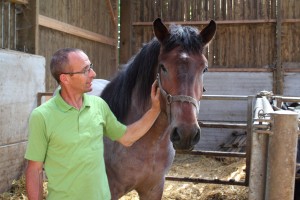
[118,107,160,147]
[26,168,43,200]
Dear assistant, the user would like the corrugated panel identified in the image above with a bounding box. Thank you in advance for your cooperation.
[203,72,273,96]
[196,72,273,151]
[283,73,300,97]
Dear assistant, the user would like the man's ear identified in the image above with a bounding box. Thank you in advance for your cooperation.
[59,74,69,84]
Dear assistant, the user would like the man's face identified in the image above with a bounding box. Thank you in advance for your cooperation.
[62,51,96,93]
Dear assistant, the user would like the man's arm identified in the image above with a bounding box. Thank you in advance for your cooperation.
[117,80,161,147]
[25,160,44,200]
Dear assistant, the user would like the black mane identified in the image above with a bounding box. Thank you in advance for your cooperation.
[101,38,160,122]
[100,24,204,122]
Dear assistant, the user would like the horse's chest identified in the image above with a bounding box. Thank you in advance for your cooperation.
[138,142,175,175]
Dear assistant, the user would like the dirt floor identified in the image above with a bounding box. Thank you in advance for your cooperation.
[0,154,248,200]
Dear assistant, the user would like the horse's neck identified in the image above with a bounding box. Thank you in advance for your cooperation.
[142,112,170,144]
[122,87,149,123]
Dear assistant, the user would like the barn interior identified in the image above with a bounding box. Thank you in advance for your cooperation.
[1,0,300,199]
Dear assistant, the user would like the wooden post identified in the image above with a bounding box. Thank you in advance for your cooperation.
[274,0,283,95]
[16,0,39,54]
[119,0,132,65]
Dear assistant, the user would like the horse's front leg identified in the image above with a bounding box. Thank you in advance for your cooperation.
[136,179,165,200]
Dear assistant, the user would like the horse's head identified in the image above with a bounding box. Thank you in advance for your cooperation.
[153,18,216,151]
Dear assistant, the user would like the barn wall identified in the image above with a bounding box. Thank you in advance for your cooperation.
[0,49,45,193]
[1,0,119,92]
[120,0,300,95]
[37,0,119,91]
[119,0,300,151]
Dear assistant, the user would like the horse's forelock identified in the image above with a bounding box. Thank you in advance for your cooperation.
[163,25,204,53]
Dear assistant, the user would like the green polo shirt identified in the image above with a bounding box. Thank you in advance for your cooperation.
[25,92,126,200]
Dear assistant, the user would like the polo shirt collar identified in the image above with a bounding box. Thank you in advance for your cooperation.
[54,89,91,112]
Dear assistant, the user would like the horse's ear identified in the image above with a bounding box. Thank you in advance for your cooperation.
[153,18,170,43]
[199,20,217,46]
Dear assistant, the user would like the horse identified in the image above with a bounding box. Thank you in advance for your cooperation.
[100,18,216,199]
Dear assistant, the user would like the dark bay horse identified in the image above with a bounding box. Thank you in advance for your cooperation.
[100,18,216,199]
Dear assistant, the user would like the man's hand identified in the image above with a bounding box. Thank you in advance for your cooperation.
[117,80,161,147]
[151,80,161,112]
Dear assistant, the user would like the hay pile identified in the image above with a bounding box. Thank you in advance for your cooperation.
[0,176,48,200]
[120,154,248,200]
[0,154,248,200]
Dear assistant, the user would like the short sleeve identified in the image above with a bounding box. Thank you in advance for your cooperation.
[25,109,48,162]
[101,101,127,141]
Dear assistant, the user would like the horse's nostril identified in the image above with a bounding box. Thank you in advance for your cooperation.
[191,128,201,146]
[171,128,181,143]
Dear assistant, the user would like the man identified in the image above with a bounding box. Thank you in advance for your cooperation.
[25,48,161,200]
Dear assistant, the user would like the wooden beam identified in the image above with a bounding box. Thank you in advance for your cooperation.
[119,0,132,64]
[105,0,117,27]
[208,68,273,72]
[9,0,28,4]
[34,0,39,54]
[284,68,300,73]
[132,19,300,26]
[38,15,116,46]
[275,0,283,95]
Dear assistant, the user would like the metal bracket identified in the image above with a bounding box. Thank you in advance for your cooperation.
[253,119,273,135]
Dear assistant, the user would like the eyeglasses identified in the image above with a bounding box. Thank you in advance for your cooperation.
[61,63,94,76]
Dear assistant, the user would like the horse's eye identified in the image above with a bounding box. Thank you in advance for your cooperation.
[160,64,167,73]
[203,87,207,92]
[203,67,208,73]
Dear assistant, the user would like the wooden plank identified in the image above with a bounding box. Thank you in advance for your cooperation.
[38,15,116,46]
[9,0,28,4]
[105,0,117,27]
[119,0,133,63]
[208,68,273,72]
[132,19,300,26]
[275,0,283,95]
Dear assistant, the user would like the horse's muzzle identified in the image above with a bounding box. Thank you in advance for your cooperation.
[170,124,201,151]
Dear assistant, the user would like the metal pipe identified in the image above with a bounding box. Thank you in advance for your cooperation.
[165,176,247,186]
[198,120,247,129]
[177,150,246,158]
[265,110,299,200]
[202,94,248,101]
[245,96,255,186]
[273,96,300,103]
[248,97,269,200]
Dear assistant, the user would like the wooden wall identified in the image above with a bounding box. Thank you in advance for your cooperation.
[118,0,300,151]
[2,0,299,93]
[120,0,300,95]
[1,0,119,92]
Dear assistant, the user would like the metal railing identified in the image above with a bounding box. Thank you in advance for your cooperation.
[166,94,255,186]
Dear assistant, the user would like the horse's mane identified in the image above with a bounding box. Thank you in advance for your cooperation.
[101,24,204,122]
[101,38,161,122]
